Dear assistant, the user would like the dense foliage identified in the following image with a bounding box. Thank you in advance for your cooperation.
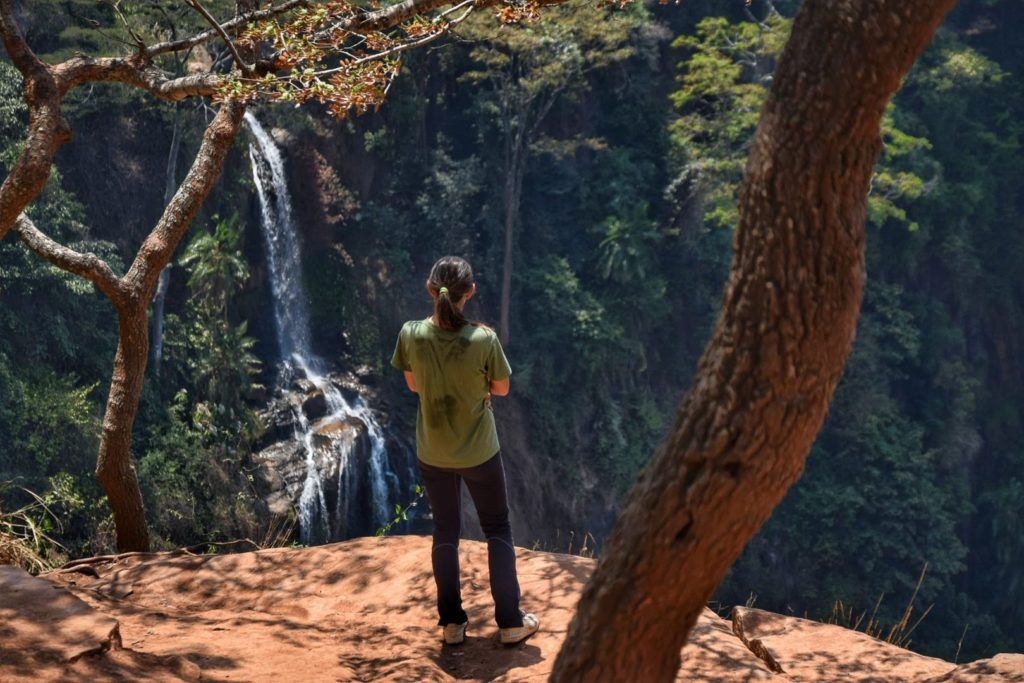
[1,0,1022,661]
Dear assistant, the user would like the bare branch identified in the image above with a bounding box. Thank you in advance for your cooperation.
[0,0,46,77]
[148,0,501,60]
[0,1,69,243]
[348,0,485,32]
[55,57,221,100]
[147,0,311,56]
[184,0,253,75]
[304,1,476,78]
[15,214,126,304]
[124,100,246,293]
[106,0,147,50]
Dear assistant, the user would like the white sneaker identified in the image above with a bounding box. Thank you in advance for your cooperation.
[500,613,539,646]
[443,621,467,645]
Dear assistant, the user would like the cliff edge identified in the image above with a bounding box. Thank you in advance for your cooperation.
[2,535,1021,681]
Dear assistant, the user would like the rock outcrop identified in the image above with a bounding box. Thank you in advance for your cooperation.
[731,606,958,681]
[0,566,199,681]
[1,536,1020,682]
[251,371,417,542]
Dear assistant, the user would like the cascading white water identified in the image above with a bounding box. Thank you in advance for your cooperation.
[246,112,391,544]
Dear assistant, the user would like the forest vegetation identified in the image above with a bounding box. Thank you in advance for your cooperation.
[0,0,1022,667]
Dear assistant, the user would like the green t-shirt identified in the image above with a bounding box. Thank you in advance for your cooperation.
[391,318,511,468]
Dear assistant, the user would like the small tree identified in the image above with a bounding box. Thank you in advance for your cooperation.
[0,0,547,551]
[458,0,642,344]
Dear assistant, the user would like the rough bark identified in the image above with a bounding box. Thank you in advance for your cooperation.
[17,103,246,552]
[0,0,69,241]
[151,108,184,376]
[550,1,957,680]
[96,303,152,552]
[54,57,223,101]
[95,101,245,552]
[15,215,126,304]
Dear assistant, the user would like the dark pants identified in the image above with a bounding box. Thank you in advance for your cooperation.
[417,452,523,629]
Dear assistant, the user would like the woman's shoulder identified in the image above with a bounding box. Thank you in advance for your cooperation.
[400,318,431,333]
[464,322,499,342]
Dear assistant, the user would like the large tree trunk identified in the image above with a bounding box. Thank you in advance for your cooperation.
[551,1,957,680]
[96,301,151,552]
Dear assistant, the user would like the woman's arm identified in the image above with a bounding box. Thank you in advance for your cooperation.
[489,377,510,397]
[404,371,418,393]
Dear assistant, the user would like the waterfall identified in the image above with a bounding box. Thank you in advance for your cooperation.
[246,112,392,544]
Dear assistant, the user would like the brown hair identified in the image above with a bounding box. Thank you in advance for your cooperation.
[428,256,474,332]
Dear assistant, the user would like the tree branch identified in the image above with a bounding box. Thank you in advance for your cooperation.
[15,214,127,304]
[123,100,246,294]
[55,57,222,100]
[305,0,476,77]
[0,0,46,77]
[348,0,462,32]
[147,0,311,56]
[107,0,148,50]
[0,0,73,243]
[147,0,500,60]
[184,0,252,75]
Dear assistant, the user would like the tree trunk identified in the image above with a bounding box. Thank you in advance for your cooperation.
[499,163,520,346]
[96,300,151,552]
[550,1,956,680]
[498,109,529,347]
[151,108,183,376]
[97,101,246,552]
[0,3,68,241]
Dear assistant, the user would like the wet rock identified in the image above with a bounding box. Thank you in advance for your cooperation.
[255,401,298,450]
[246,383,269,404]
[251,440,310,516]
[353,364,378,385]
[302,389,327,420]
[290,377,315,394]
[311,415,361,451]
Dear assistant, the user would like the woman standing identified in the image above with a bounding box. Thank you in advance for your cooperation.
[391,255,539,646]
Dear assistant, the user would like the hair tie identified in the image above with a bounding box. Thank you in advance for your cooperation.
[439,286,449,295]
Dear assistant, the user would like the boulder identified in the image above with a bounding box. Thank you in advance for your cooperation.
[731,606,956,681]
[0,565,120,664]
[251,440,308,515]
[925,653,1024,682]
[256,400,299,449]
[302,389,328,420]
[290,377,315,394]
[1,565,201,682]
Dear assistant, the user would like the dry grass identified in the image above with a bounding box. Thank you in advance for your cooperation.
[258,512,298,549]
[0,484,65,574]
[827,563,933,650]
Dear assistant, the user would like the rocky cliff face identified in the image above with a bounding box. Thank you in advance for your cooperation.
[251,369,418,543]
[5,536,1023,681]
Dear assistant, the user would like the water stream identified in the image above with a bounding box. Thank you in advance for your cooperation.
[246,112,393,544]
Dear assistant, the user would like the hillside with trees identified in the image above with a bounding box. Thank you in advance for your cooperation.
[1,0,1022,666]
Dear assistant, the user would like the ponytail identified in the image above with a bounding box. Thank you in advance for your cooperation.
[435,286,469,331]
[429,256,474,332]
